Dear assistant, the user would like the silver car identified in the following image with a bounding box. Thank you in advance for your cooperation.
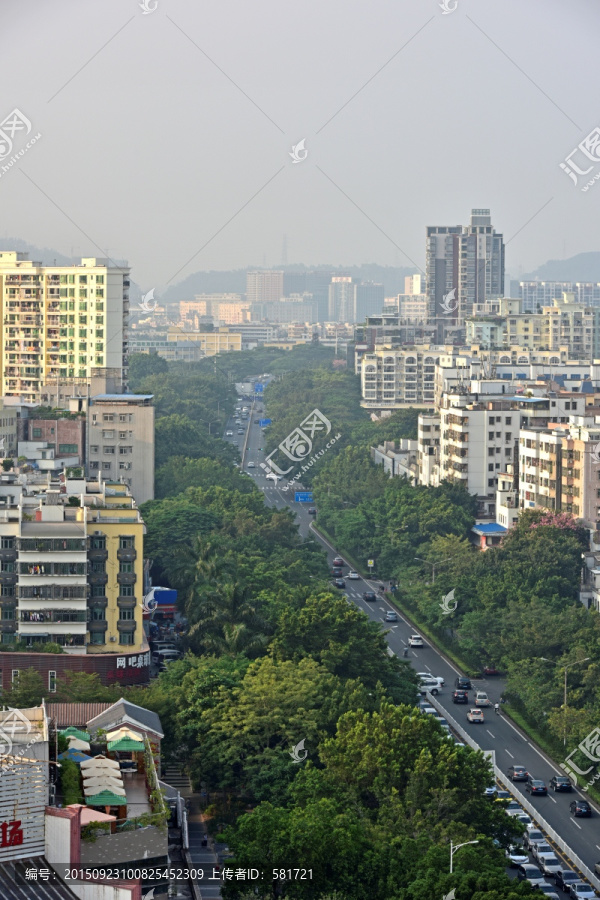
[537,852,562,876]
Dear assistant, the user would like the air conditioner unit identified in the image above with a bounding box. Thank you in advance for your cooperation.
[109,636,116,642]
[93,531,102,535]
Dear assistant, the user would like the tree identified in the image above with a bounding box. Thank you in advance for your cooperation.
[1,668,45,707]
[127,352,168,387]
[2,459,13,471]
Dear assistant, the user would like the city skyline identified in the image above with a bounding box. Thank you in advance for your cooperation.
[1,0,598,291]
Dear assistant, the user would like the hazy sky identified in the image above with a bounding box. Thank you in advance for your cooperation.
[1,0,598,294]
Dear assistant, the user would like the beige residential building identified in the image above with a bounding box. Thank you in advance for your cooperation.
[166,326,241,356]
[87,391,154,505]
[404,274,424,294]
[246,271,284,303]
[0,251,129,402]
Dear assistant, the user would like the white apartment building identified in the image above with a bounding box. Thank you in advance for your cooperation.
[495,470,519,529]
[361,347,438,410]
[417,413,441,487]
[0,252,129,402]
[439,392,518,516]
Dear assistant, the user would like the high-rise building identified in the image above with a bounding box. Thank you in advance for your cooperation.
[355,282,385,321]
[405,274,424,294]
[426,209,504,328]
[517,282,600,313]
[328,276,355,322]
[0,251,129,403]
[246,270,284,304]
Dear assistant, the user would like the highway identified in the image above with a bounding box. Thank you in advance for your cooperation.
[223,400,600,888]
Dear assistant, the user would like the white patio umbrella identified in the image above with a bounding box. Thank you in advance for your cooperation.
[67,736,91,751]
[106,726,142,742]
[83,775,124,792]
[80,755,120,771]
[83,782,126,797]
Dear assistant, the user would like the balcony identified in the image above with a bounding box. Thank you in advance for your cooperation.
[19,610,88,624]
[88,571,108,585]
[117,619,137,632]
[117,596,137,609]
[19,563,87,577]
[88,548,108,562]
[117,548,137,562]
[0,548,16,561]
[117,572,136,585]
[88,617,108,630]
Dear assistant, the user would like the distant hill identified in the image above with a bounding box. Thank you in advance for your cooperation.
[162,263,417,302]
[0,238,129,269]
[522,252,600,282]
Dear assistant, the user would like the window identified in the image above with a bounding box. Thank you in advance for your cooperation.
[488,449,495,457]
[104,446,115,455]
[48,671,57,693]
[102,462,111,471]
[505,417,512,425]
[0,537,14,550]
[91,561,105,573]
[102,430,115,439]
[91,608,105,620]
[119,446,132,455]
[91,584,106,598]
[89,461,99,470]
[89,632,105,645]
[1,607,14,620]
[90,445,99,453]
[120,584,134,597]
[119,608,135,620]
[119,632,135,645]
[90,536,106,550]
[120,562,133,573]
[119,536,134,549]
[12,669,19,683]
[32,427,42,439]
[59,444,78,454]
[103,414,114,422]
[1,585,14,596]
[488,464,494,472]
[488,478,495,487]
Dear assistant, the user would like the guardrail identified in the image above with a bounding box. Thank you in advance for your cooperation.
[425,693,600,891]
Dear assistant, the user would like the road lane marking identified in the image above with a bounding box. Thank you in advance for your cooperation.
[505,750,514,758]
[549,795,557,803]
[570,820,582,830]
[486,729,495,738]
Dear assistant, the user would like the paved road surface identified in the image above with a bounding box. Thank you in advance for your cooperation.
[233,406,600,884]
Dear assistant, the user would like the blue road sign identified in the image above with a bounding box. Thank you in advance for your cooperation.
[259,418,272,427]
[295,491,314,503]
[254,383,264,393]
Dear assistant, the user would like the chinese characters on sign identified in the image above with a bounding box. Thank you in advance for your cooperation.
[116,652,150,670]
[0,819,23,848]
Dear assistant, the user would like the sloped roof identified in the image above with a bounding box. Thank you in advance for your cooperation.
[87,698,163,738]
[46,703,111,728]
[0,857,78,899]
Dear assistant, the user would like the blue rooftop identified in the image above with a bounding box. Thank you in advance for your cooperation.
[472,523,508,535]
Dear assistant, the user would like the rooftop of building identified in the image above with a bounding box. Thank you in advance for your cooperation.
[472,522,508,535]
[87,698,164,739]
[91,393,153,402]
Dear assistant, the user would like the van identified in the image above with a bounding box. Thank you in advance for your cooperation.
[150,640,176,654]
[152,648,180,665]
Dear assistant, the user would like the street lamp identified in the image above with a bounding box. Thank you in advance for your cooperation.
[450,839,479,873]
[414,556,455,585]
[538,657,591,745]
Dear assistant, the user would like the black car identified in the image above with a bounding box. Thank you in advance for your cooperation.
[332,567,343,577]
[452,690,469,704]
[570,799,592,817]
[526,777,547,796]
[455,676,472,690]
[555,869,580,892]
[507,765,529,782]
[308,508,317,515]
[549,775,573,792]
[363,591,377,602]
[333,578,346,589]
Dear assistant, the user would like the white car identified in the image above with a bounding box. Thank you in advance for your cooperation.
[418,680,441,696]
[265,472,280,482]
[409,634,424,647]
[226,430,233,436]
[417,673,444,686]
[532,842,553,862]
[348,571,359,580]
[506,846,529,867]
[247,462,255,468]
[475,691,492,706]
[537,853,562,876]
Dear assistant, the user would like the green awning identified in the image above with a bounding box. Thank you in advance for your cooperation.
[60,727,90,741]
[107,737,144,752]
[85,790,127,807]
